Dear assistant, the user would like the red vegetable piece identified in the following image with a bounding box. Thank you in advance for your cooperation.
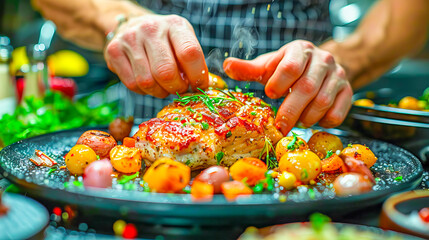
[419,207,429,223]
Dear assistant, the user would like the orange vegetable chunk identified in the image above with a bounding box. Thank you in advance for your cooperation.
[191,181,214,202]
[229,157,267,186]
[221,181,253,201]
[143,158,190,193]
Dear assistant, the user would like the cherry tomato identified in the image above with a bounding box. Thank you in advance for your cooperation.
[418,207,429,223]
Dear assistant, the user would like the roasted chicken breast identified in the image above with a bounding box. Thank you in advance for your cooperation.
[133,89,283,170]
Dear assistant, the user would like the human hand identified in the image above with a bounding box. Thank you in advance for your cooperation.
[223,40,353,135]
[105,14,209,98]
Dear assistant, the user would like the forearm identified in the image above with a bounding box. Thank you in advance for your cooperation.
[33,0,152,51]
[321,0,429,89]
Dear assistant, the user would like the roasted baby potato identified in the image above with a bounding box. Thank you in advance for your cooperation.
[275,136,308,160]
[194,166,230,194]
[308,131,343,159]
[109,116,134,142]
[109,145,142,173]
[279,150,322,182]
[340,144,377,168]
[65,144,98,175]
[229,157,267,186]
[143,157,190,193]
[77,130,117,158]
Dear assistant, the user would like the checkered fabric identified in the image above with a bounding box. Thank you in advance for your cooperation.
[127,0,332,119]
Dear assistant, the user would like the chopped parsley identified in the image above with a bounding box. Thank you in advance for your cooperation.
[250,111,257,116]
[235,86,242,92]
[252,182,264,193]
[245,82,250,89]
[308,188,315,199]
[226,131,232,138]
[216,151,224,165]
[201,122,209,130]
[118,172,139,185]
[287,132,298,150]
[325,150,333,159]
[394,176,403,182]
[348,143,353,148]
[47,167,57,174]
[185,159,191,166]
[187,107,196,113]
[310,213,331,232]
[243,92,254,97]
[174,117,179,120]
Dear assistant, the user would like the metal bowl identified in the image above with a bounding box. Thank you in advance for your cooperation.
[348,88,429,164]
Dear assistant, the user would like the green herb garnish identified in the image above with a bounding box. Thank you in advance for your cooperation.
[185,159,191,166]
[250,111,257,116]
[253,182,264,193]
[243,92,254,98]
[187,107,196,113]
[235,86,242,92]
[226,131,232,138]
[325,150,333,159]
[310,213,331,232]
[48,167,57,174]
[287,132,298,150]
[308,188,315,199]
[259,136,278,169]
[201,122,209,130]
[394,176,403,182]
[245,82,251,89]
[118,172,139,185]
[348,143,353,148]
[175,88,244,116]
[216,151,224,165]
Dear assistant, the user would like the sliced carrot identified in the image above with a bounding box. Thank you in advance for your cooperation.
[191,181,214,202]
[221,181,253,201]
[229,157,267,186]
[123,137,136,148]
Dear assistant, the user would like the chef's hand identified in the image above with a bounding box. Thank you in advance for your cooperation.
[105,14,209,97]
[223,40,353,135]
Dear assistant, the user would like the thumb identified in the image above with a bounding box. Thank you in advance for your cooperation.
[223,52,278,84]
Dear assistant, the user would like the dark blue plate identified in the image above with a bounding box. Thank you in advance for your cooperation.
[0,127,423,230]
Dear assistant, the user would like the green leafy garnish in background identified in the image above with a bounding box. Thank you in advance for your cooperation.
[0,91,118,148]
[310,212,331,232]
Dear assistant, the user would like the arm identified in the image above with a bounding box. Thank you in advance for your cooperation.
[321,0,429,89]
[33,0,209,97]
[33,0,151,51]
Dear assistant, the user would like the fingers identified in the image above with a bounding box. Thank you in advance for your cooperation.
[223,52,277,83]
[274,48,332,135]
[319,82,353,128]
[105,40,145,95]
[168,16,209,91]
[264,43,311,99]
[299,64,348,127]
[121,30,169,98]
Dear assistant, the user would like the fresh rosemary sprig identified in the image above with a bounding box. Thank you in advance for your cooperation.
[259,136,278,169]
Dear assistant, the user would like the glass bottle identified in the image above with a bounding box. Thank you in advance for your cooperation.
[22,44,48,101]
[0,36,16,116]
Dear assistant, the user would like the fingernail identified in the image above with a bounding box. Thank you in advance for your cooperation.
[275,121,289,135]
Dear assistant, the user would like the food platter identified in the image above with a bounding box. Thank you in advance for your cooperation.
[0,126,423,231]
